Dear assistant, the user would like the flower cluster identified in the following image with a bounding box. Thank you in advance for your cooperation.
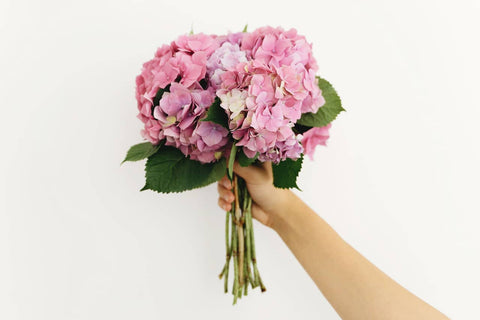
[136,33,229,163]
[135,27,331,164]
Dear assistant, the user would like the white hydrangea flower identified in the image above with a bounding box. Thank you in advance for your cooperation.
[218,89,248,119]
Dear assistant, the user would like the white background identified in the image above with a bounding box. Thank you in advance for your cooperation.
[1,0,479,319]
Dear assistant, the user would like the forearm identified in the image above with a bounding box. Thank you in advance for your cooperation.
[272,190,448,320]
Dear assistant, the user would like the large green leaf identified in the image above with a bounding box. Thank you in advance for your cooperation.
[122,141,162,164]
[141,146,227,193]
[272,155,303,190]
[200,97,229,129]
[297,77,345,127]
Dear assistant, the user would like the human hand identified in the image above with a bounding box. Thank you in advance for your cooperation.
[217,161,292,229]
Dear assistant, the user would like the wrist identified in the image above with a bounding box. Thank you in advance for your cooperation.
[269,188,297,232]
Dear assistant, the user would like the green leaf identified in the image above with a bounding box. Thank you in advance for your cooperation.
[200,97,229,129]
[237,148,258,167]
[228,144,237,180]
[242,24,248,32]
[272,155,303,190]
[297,77,345,127]
[141,146,227,193]
[122,142,162,164]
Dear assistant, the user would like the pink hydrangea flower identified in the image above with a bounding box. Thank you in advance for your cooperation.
[174,51,208,88]
[189,122,229,163]
[150,82,228,163]
[207,41,247,89]
[259,134,303,163]
[135,33,231,163]
[135,27,331,165]
[301,124,331,160]
[251,104,288,132]
[195,121,229,149]
[173,33,219,56]
[214,32,244,47]
[241,26,316,69]
[236,128,277,156]
[213,26,326,163]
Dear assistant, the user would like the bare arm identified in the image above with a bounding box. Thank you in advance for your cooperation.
[217,162,448,320]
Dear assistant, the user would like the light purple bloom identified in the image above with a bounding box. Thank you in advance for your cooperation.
[195,122,229,148]
[207,42,247,89]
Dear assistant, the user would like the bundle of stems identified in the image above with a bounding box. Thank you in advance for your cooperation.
[218,174,266,304]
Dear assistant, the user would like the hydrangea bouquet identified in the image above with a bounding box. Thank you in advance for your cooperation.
[123,26,344,304]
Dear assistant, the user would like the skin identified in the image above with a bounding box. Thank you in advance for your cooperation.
[217,161,449,320]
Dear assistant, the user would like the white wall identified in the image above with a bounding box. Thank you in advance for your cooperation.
[1,0,479,319]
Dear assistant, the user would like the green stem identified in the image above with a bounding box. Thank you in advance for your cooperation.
[232,197,239,304]
[244,194,255,286]
[220,175,266,303]
[225,210,235,292]
[233,174,245,302]
[234,175,245,291]
[243,240,249,296]
[221,210,232,293]
[219,211,229,280]
[219,209,233,288]
[248,196,266,292]
[243,195,248,293]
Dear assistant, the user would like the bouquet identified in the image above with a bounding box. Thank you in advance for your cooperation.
[123,26,344,304]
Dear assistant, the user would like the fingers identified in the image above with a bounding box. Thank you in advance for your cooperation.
[217,183,234,202]
[217,176,234,211]
[217,175,274,229]
[218,198,232,212]
[219,175,233,189]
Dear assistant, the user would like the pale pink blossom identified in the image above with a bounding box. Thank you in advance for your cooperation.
[301,124,331,160]
[173,33,219,56]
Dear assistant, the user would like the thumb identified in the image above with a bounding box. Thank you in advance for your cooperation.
[233,161,270,185]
